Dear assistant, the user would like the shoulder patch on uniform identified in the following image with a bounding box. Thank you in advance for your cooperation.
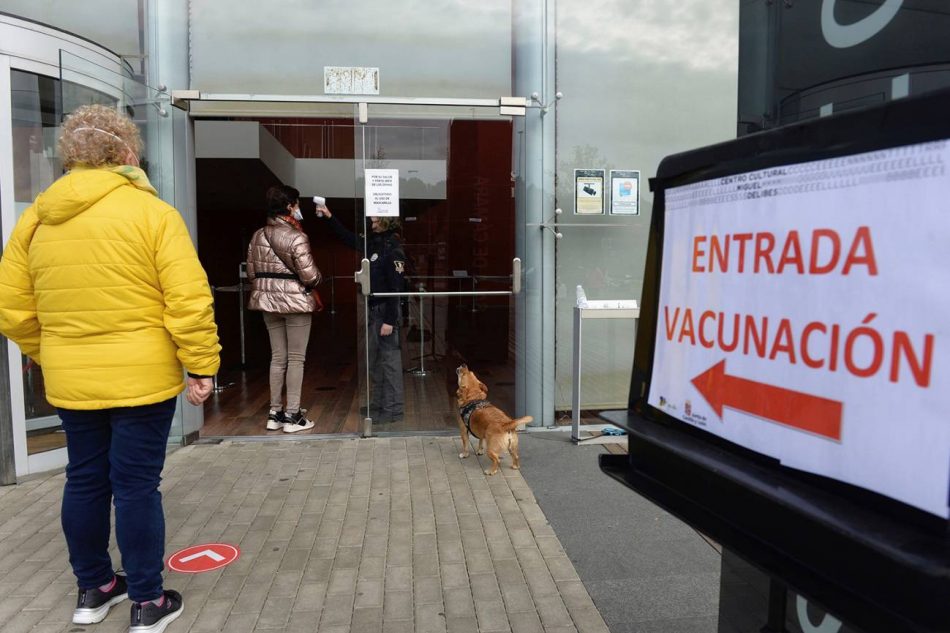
[394,260,405,273]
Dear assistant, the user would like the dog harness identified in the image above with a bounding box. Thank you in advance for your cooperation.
[459,400,492,439]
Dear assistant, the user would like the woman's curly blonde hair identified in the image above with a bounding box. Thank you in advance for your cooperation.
[58,104,143,169]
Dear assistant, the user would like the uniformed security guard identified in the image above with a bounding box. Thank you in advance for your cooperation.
[317,204,406,423]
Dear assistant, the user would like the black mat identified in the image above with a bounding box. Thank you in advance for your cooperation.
[518,433,721,633]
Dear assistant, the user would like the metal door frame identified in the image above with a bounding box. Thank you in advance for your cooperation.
[352,101,524,436]
[174,92,532,437]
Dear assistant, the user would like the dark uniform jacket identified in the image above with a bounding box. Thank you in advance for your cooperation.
[327,215,406,325]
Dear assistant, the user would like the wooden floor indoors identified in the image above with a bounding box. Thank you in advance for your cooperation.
[201,302,515,437]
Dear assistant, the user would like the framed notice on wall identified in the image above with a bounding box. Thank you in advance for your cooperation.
[574,169,605,215]
[609,170,640,215]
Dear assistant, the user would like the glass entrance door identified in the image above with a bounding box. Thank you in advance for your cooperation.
[189,100,524,438]
[353,104,524,434]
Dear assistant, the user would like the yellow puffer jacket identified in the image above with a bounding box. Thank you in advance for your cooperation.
[0,167,220,410]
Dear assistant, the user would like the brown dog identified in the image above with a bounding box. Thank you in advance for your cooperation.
[456,365,533,475]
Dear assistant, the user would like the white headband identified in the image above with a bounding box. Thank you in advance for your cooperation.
[71,126,137,157]
[73,126,126,143]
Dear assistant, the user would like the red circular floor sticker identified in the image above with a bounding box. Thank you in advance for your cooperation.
[167,543,240,573]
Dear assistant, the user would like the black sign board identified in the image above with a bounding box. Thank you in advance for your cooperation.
[600,88,950,633]
[739,1,950,132]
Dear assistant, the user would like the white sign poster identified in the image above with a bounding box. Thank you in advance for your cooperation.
[324,66,380,95]
[574,169,605,215]
[648,140,950,518]
[610,170,640,215]
[364,169,399,217]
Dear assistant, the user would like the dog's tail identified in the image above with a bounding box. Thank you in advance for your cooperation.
[504,416,533,432]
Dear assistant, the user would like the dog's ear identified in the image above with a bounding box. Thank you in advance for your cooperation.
[470,373,488,394]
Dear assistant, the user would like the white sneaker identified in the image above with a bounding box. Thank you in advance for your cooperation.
[283,411,315,433]
[266,410,285,431]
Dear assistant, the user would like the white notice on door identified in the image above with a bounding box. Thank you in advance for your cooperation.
[365,169,400,217]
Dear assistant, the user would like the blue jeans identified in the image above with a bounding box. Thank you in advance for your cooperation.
[58,397,176,603]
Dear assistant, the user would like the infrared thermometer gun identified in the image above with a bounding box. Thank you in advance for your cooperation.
[313,195,327,216]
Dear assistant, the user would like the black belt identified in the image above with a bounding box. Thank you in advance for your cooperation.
[254,272,299,280]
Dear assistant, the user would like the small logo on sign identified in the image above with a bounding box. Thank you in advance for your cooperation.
[167,543,240,573]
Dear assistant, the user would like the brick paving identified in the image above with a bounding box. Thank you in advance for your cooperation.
[0,437,611,633]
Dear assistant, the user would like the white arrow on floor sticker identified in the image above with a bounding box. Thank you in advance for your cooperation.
[178,549,226,563]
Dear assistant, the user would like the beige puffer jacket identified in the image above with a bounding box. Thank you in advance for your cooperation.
[246,216,322,313]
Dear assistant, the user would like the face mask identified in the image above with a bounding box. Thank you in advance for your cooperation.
[292,208,303,221]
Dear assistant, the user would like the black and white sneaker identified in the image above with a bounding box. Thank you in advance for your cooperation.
[73,573,128,624]
[283,410,315,433]
[266,410,285,430]
[129,590,183,633]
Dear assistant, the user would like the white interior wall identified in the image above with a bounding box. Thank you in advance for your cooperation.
[196,120,447,200]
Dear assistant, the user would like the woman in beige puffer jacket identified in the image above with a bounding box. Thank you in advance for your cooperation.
[246,185,321,433]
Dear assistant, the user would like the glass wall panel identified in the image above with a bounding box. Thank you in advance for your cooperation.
[0,1,141,63]
[60,50,174,199]
[10,68,117,454]
[189,0,511,98]
[193,108,367,438]
[553,0,739,419]
[354,104,520,434]
[11,71,61,213]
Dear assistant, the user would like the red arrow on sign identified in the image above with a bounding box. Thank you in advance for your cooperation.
[690,359,843,441]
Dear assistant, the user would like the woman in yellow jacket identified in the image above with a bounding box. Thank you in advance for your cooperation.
[0,105,220,632]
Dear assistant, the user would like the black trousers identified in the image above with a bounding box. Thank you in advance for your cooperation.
[367,303,404,420]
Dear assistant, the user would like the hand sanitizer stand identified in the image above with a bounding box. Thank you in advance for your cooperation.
[571,286,639,443]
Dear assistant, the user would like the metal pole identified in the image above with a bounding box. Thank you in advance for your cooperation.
[571,306,582,441]
[410,288,427,377]
[237,274,246,368]
[419,294,426,375]
[330,275,336,315]
[0,337,17,485]
[209,285,234,393]
[371,290,513,297]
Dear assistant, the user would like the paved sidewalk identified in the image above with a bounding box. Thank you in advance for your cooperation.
[0,437,611,633]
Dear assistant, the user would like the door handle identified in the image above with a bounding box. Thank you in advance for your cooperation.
[512,257,522,295]
[370,257,524,297]
[354,258,370,296]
